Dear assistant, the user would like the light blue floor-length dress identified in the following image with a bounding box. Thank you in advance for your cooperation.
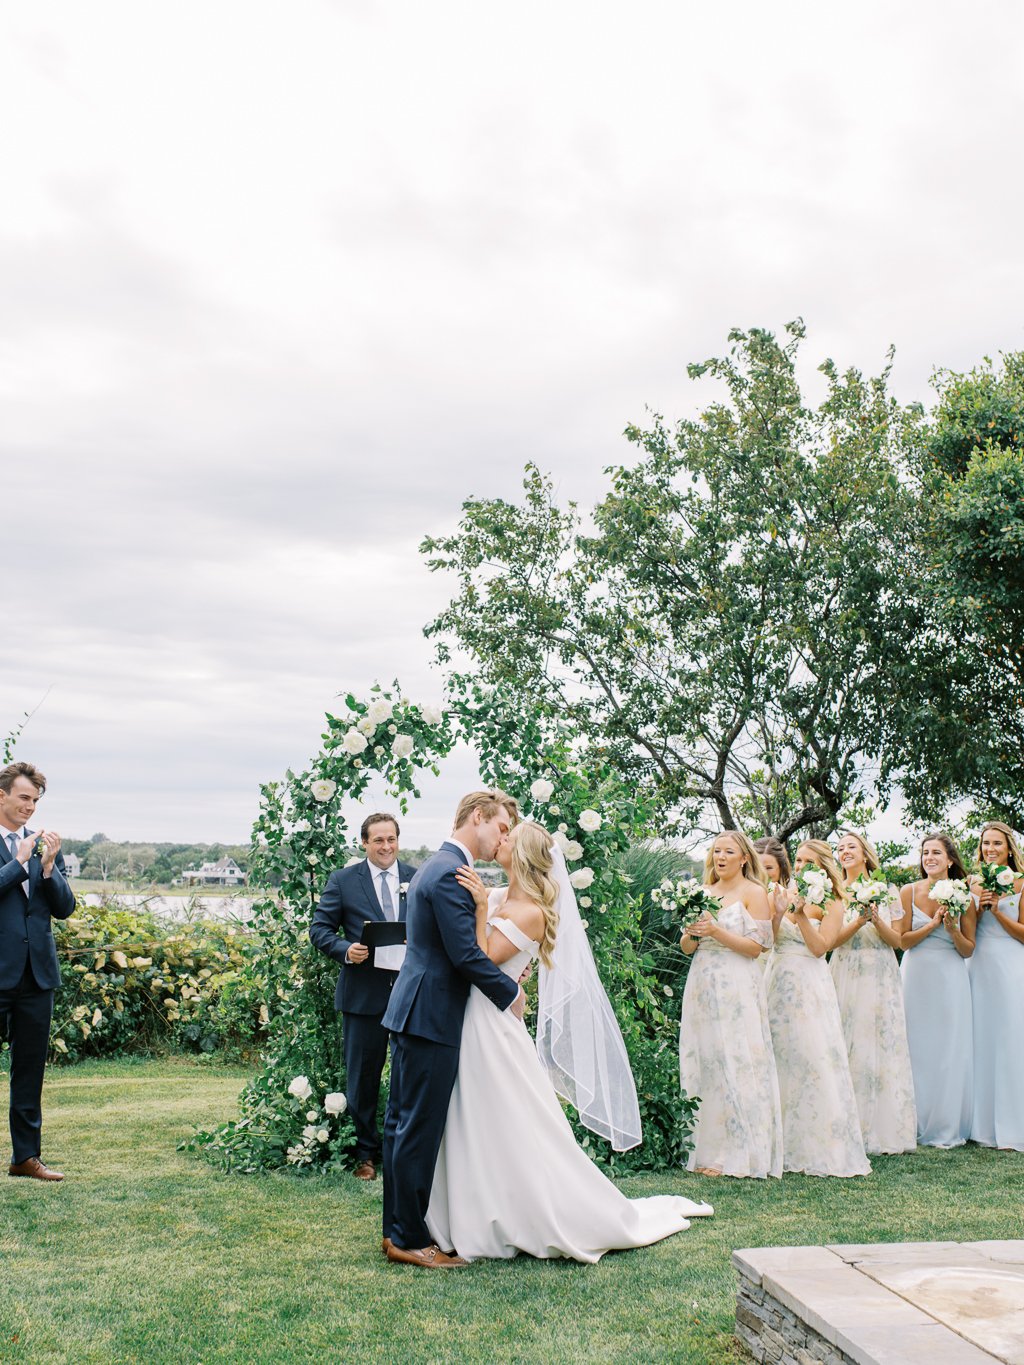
[969,892,1024,1151]
[901,894,972,1147]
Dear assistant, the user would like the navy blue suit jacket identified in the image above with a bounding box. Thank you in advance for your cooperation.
[309,858,416,1015]
[0,834,76,992]
[381,841,518,1046]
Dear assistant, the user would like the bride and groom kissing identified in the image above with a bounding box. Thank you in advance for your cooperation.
[381,789,712,1267]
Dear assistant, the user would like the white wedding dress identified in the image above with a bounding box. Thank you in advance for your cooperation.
[425,911,713,1262]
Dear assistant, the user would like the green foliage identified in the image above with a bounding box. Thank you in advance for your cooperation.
[423,322,927,845]
[40,904,263,1062]
[187,686,699,1175]
[895,352,1024,826]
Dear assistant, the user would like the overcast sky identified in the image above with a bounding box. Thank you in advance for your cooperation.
[3,1,1022,849]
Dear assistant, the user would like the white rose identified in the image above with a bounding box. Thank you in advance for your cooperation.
[324,1092,348,1115]
[311,778,337,801]
[530,778,555,803]
[391,734,414,759]
[288,1076,313,1102]
[307,853,319,866]
[292,819,311,833]
[579,919,589,931]
[578,809,602,833]
[579,896,592,908]
[316,1129,330,1143]
[932,879,955,901]
[552,831,569,854]
[853,881,875,903]
[367,699,393,725]
[570,867,595,890]
[302,1124,317,1139]
[564,840,584,861]
[341,729,368,755]
[549,805,561,816]
[306,1109,318,1122]
[996,867,1015,887]
[557,823,568,834]
[356,716,376,735]
[421,704,443,726]
[387,724,397,735]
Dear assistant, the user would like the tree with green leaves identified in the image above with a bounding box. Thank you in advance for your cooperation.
[894,352,1024,826]
[424,322,927,845]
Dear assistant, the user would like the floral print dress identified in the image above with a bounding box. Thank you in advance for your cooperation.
[679,901,783,1178]
[829,897,917,1154]
[766,916,870,1176]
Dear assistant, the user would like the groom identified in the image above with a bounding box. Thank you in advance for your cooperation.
[381,790,524,1267]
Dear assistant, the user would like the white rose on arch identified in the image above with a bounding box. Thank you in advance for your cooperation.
[341,729,368,755]
[578,809,602,833]
[356,716,376,735]
[392,734,414,759]
[288,1075,313,1102]
[563,840,584,861]
[552,831,569,854]
[570,867,595,890]
[324,1092,348,1115]
[310,779,337,802]
[367,698,393,726]
[530,778,555,803]
[420,704,444,726]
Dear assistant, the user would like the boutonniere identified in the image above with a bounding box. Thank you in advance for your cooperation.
[34,838,46,858]
[399,882,410,896]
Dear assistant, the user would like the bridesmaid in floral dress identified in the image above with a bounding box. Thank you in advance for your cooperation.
[679,831,782,1179]
[830,831,917,1154]
[765,839,870,1176]
[898,832,975,1147]
[969,821,1024,1151]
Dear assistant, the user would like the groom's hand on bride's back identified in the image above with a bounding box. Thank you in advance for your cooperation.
[510,987,526,1021]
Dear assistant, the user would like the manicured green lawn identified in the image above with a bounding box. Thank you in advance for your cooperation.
[2,1059,1022,1363]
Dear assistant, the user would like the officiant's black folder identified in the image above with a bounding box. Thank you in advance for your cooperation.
[359,920,407,948]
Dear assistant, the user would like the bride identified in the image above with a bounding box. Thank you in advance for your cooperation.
[424,820,712,1262]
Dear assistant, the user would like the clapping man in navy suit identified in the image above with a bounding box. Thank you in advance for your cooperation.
[0,762,76,1182]
[309,813,416,1181]
[381,790,525,1268]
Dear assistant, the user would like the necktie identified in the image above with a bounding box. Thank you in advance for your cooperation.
[379,872,395,921]
[7,833,17,860]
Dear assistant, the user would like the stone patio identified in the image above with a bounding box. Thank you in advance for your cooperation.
[733,1240,1024,1364]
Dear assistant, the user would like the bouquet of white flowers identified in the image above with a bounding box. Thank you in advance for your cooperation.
[794,866,830,909]
[930,878,972,921]
[848,872,890,917]
[651,878,721,931]
[978,862,1016,899]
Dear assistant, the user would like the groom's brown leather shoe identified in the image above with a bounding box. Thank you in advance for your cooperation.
[386,1242,467,1268]
[353,1160,376,1180]
[9,1157,64,1182]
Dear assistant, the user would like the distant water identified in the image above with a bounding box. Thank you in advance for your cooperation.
[79,892,259,923]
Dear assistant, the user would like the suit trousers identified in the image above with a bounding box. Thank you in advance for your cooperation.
[342,1010,390,1162]
[382,1031,460,1250]
[0,963,54,1165]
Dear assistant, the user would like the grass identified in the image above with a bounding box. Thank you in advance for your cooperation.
[1,1059,1022,1363]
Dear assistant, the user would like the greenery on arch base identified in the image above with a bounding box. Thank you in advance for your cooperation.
[184,684,697,1175]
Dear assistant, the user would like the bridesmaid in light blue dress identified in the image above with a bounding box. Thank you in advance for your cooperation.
[898,833,975,1147]
[969,821,1024,1151]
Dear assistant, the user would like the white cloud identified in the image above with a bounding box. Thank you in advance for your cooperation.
[2,0,1022,842]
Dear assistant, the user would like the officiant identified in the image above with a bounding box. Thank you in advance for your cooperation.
[309,813,416,1181]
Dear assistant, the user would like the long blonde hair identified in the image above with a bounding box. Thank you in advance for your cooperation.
[976,820,1024,874]
[703,829,767,887]
[837,829,880,878]
[510,821,559,969]
[795,839,845,901]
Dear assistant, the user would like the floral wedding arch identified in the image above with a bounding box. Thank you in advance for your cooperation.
[186,685,693,1174]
